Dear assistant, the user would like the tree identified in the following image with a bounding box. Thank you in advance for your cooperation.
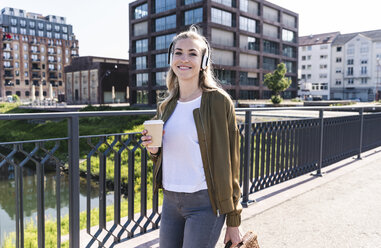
[12,94,20,102]
[263,63,292,104]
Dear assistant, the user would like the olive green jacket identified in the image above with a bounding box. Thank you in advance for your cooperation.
[151,89,242,227]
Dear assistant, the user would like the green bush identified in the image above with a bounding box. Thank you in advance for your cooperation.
[271,95,283,104]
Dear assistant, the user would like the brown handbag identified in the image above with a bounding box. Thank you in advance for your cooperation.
[224,231,260,248]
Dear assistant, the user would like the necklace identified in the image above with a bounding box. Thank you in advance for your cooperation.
[179,88,202,102]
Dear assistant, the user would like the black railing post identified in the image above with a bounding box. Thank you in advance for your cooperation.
[68,116,80,248]
[312,110,324,177]
[358,108,364,159]
[242,110,253,207]
[317,110,324,176]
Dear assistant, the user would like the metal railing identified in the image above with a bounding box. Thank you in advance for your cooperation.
[1,106,381,247]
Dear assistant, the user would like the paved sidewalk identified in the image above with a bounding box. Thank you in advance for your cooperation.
[116,147,381,248]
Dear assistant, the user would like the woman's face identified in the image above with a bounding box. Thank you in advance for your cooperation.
[171,38,204,82]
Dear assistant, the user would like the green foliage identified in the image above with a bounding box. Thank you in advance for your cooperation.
[263,63,292,104]
[12,94,20,102]
[271,95,282,104]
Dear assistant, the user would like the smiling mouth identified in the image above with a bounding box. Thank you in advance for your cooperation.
[178,66,192,70]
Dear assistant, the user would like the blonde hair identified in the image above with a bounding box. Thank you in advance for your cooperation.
[158,25,229,115]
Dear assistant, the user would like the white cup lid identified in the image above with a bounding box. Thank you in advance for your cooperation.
[143,120,164,124]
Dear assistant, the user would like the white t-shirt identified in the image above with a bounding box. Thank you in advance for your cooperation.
[162,95,208,193]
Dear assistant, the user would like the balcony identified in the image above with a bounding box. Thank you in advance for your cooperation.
[4,66,14,70]
[4,81,14,86]
[31,50,40,54]
[32,74,41,79]
[32,67,41,71]
[48,51,56,55]
[48,68,57,72]
[3,56,13,60]
[2,46,12,51]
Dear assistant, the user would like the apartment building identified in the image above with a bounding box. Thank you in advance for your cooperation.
[64,56,129,104]
[129,0,299,105]
[0,7,79,101]
[330,30,381,101]
[298,32,339,100]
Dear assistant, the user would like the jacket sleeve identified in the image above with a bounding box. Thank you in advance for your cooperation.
[225,98,243,227]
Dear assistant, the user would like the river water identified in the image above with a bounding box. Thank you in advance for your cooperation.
[0,164,114,247]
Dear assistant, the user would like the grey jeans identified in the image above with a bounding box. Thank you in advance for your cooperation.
[159,189,226,248]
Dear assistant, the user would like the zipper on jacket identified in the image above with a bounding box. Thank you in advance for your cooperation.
[198,108,220,217]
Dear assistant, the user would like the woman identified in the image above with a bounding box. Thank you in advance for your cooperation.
[141,26,242,248]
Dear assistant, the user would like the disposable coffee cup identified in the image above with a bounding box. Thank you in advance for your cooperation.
[143,120,164,147]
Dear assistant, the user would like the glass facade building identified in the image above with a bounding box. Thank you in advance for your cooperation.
[129,0,298,105]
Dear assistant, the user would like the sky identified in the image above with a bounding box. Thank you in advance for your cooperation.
[2,0,381,60]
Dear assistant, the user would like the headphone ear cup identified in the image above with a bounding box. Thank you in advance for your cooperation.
[201,54,208,69]
[169,54,172,66]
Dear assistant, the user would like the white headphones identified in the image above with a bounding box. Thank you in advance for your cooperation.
[168,38,210,70]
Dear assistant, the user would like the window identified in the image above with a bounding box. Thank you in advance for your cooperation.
[24,62,28,69]
[11,18,17,25]
[336,68,342,73]
[320,55,328,59]
[16,80,20,85]
[155,0,176,13]
[25,72,28,77]
[302,56,306,61]
[347,67,353,76]
[282,29,295,42]
[54,25,60,31]
[25,80,29,85]
[283,45,295,58]
[263,57,277,71]
[156,71,167,86]
[184,8,203,25]
[335,79,341,85]
[136,90,148,104]
[38,30,44,37]
[55,33,60,39]
[47,24,52,30]
[47,32,52,38]
[29,21,35,28]
[134,3,148,19]
[25,91,30,96]
[134,21,148,36]
[301,65,306,70]
[284,61,294,73]
[319,74,327,79]
[347,79,354,84]
[307,55,312,60]
[347,59,354,65]
[263,40,279,55]
[361,78,367,84]
[336,57,342,62]
[185,0,202,4]
[155,15,176,32]
[212,0,233,6]
[20,28,27,35]
[336,47,342,52]
[38,22,44,29]
[11,27,17,33]
[136,56,147,70]
[212,8,232,27]
[320,45,328,49]
[15,62,19,68]
[360,44,369,53]
[360,66,367,75]
[155,33,176,50]
[62,26,68,33]
[307,74,311,79]
[135,39,148,53]
[239,16,256,33]
[155,53,168,68]
[320,64,327,69]
[361,59,368,64]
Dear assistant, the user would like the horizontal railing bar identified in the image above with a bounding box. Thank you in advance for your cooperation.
[0,137,69,146]
[1,106,381,121]
[79,132,140,139]
[0,110,157,120]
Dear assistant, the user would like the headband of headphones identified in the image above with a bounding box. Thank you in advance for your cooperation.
[168,38,210,70]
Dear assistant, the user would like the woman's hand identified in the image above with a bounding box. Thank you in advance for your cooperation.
[141,129,160,155]
[224,226,242,247]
